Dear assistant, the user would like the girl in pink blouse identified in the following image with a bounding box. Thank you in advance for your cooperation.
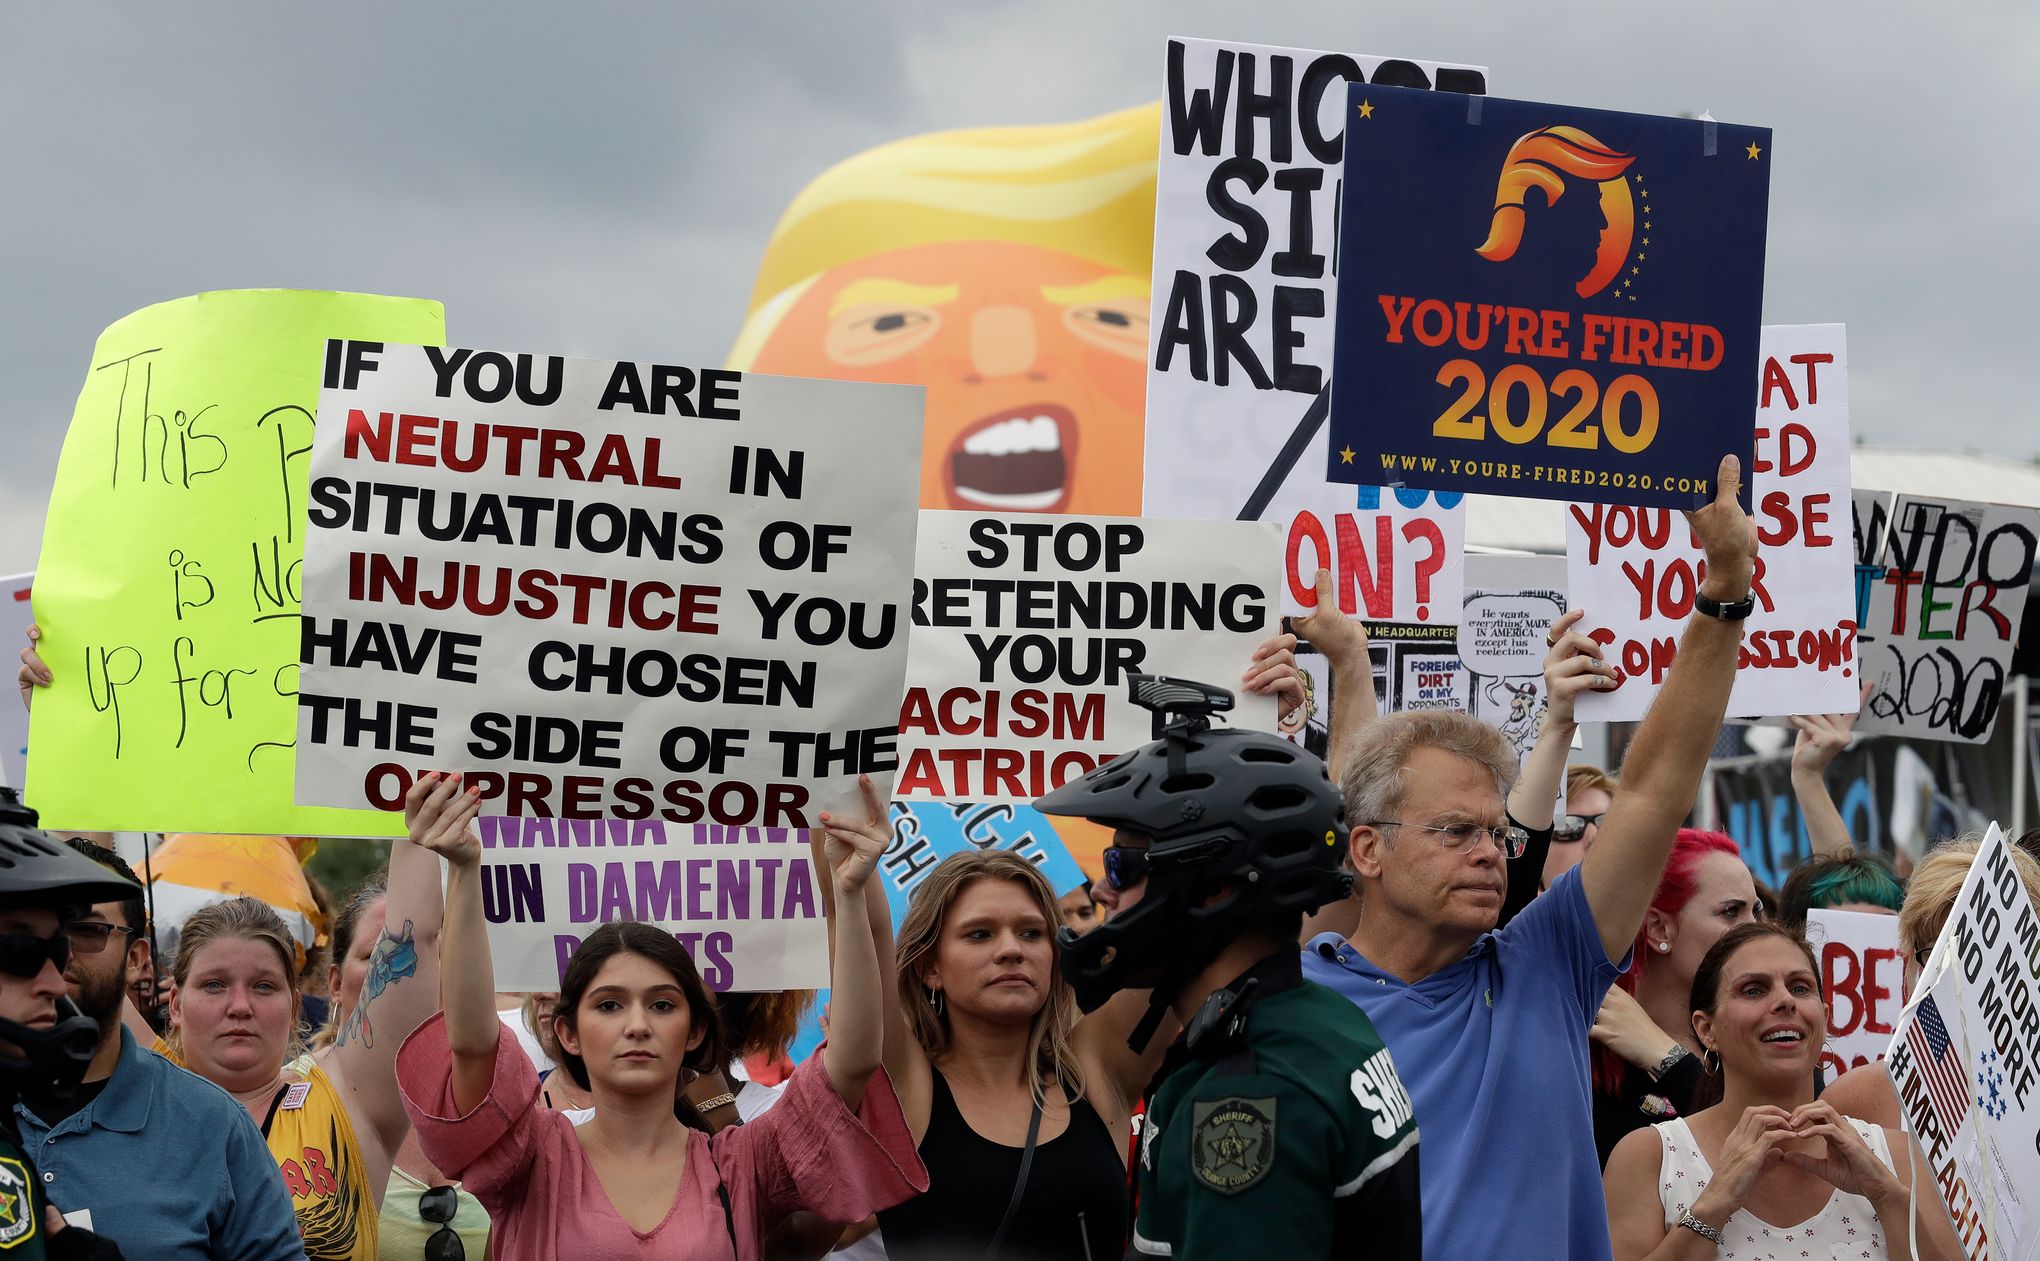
[395,773,927,1261]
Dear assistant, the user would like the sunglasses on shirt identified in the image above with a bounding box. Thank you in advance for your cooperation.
[419,1185,464,1261]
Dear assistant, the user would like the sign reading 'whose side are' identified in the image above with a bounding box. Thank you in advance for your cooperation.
[898,512,1280,803]
[1327,87,1772,509]
[296,343,924,825]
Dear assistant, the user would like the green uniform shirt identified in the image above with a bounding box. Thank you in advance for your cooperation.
[1133,955,1421,1260]
[0,1130,49,1260]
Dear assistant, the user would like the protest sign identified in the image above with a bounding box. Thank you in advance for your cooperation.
[27,290,443,834]
[1805,907,1906,1079]
[1886,825,2040,1260]
[881,802,1090,916]
[1366,623,1467,714]
[898,511,1279,802]
[1460,552,1567,760]
[1569,326,1857,723]
[0,574,31,788]
[295,343,924,826]
[1853,491,2038,743]
[1327,86,1772,509]
[1141,37,1482,620]
[476,816,827,993]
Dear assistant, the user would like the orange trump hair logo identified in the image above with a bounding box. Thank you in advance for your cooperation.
[1474,126,1636,299]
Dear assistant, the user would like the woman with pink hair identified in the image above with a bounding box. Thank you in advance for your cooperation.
[1592,829,1759,1163]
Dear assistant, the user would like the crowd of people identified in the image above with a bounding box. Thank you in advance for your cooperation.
[2,456,2038,1260]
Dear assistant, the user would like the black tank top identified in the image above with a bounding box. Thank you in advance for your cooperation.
[878,1066,1127,1261]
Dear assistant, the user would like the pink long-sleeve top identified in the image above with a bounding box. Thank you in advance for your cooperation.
[396,1013,928,1261]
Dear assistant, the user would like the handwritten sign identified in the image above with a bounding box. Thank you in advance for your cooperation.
[295,343,924,825]
[1570,326,1857,722]
[26,290,443,833]
[1460,553,1566,761]
[1805,907,1905,1078]
[898,511,1279,803]
[476,817,828,992]
[1853,491,2038,743]
[1886,825,2040,1260]
[881,803,1090,916]
[0,574,31,789]
[1327,86,1772,508]
[1141,37,1483,619]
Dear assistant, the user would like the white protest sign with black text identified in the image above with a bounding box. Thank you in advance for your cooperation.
[898,512,1279,803]
[1460,553,1567,762]
[1855,492,2038,743]
[1805,907,1906,1079]
[477,817,828,993]
[1885,825,2040,1260]
[1571,325,1858,722]
[296,344,924,825]
[1142,37,1482,620]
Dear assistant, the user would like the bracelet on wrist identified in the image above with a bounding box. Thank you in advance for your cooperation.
[1677,1211,1724,1245]
[693,1091,738,1114]
[1647,1043,1692,1082]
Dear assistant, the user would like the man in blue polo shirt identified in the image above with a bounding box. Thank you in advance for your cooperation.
[1303,456,1756,1259]
[14,842,302,1260]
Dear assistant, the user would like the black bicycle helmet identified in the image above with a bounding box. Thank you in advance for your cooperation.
[1035,676,1349,1017]
[0,787,140,1095]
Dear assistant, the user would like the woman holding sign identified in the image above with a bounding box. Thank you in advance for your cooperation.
[395,772,925,1261]
[1603,922,1961,1261]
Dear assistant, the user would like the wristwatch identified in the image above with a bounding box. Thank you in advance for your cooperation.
[1692,590,1755,621]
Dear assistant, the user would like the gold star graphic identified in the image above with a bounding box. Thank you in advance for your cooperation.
[1631,267,1639,276]
[1208,1123,1257,1169]
[1639,187,1649,199]
[1357,100,1375,120]
[1339,446,1355,464]
[1638,252,1646,260]
[1633,174,1643,182]
[0,1189,15,1221]
[1746,141,1762,159]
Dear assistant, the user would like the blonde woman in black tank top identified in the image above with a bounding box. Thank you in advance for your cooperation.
[843,848,1175,1261]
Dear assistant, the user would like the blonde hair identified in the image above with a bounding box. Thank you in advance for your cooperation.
[1565,764,1618,802]
[1342,711,1519,828]
[895,850,1082,1107]
[1899,837,2040,958]
[163,896,305,1063]
[729,104,1159,369]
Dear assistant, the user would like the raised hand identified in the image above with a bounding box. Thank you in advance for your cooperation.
[1684,454,1758,603]
[1543,608,1620,726]
[1588,986,1679,1071]
[1777,1101,1902,1204]
[1690,1104,1793,1223]
[1294,567,1369,667]
[818,774,889,896]
[403,772,483,869]
[1789,686,1867,776]
[17,624,49,713]
[1242,632,1307,732]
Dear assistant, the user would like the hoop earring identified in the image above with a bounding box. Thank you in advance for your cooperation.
[1701,1048,1720,1075]
[928,989,945,1016]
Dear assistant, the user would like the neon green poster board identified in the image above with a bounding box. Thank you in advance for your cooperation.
[27,290,444,834]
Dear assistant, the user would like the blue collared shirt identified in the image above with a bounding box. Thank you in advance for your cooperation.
[1302,865,1627,1261]
[14,1026,304,1261]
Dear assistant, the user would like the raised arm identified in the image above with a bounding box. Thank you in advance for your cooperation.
[1788,706,1861,858]
[326,790,469,1169]
[1507,609,1613,830]
[406,774,494,1116]
[1072,987,1178,1121]
[1580,455,1756,962]
[1293,568,1375,778]
[815,774,890,1110]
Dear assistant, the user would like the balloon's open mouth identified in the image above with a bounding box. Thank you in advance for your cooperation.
[947,404,1075,512]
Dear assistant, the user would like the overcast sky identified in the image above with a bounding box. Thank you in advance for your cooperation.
[3,1,2030,575]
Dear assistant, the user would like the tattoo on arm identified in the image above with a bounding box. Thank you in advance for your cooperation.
[335,918,420,1049]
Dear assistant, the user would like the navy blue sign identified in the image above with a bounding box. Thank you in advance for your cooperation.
[1326,85,1770,509]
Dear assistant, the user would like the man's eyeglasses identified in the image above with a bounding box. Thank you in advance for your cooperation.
[1364,820,1529,860]
[62,921,136,955]
[0,931,70,980]
[419,1185,464,1261]
[1102,845,1150,891]
[1553,813,1607,843]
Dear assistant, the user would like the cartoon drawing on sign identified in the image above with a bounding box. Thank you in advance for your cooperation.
[732,107,1156,516]
[1474,127,1636,300]
[1461,586,1566,760]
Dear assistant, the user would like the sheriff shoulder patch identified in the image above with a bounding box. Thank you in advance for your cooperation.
[1190,1096,1276,1196]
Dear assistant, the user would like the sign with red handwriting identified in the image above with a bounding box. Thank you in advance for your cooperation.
[1569,326,1856,721]
[1806,907,1906,1079]
[897,511,1280,803]
[295,342,924,825]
